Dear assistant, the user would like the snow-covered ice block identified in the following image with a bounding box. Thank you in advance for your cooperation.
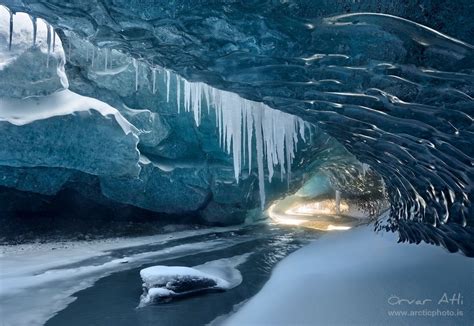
[140,266,228,304]
[139,253,250,306]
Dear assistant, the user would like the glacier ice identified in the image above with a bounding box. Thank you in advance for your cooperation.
[0,90,140,177]
[100,155,210,213]
[10,0,471,254]
[53,24,309,209]
[0,6,326,226]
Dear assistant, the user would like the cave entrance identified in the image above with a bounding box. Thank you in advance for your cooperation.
[267,169,388,231]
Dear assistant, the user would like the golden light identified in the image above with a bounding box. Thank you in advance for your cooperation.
[268,200,356,232]
[327,224,352,231]
[268,203,309,225]
[284,200,349,216]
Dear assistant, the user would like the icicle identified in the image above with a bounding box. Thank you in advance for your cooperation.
[46,24,51,68]
[242,104,247,167]
[253,108,266,210]
[361,163,370,176]
[52,28,56,52]
[176,75,181,113]
[67,41,71,61]
[166,70,171,102]
[231,100,242,183]
[335,190,341,214]
[104,48,108,71]
[8,11,13,51]
[133,58,139,91]
[152,68,157,94]
[91,47,95,68]
[86,47,89,62]
[246,105,253,174]
[30,16,37,46]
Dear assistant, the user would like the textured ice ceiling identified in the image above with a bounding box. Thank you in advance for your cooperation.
[1,0,473,255]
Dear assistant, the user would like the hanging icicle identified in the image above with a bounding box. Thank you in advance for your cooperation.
[176,75,181,113]
[152,67,157,94]
[133,58,139,91]
[8,10,13,51]
[91,47,95,68]
[67,41,71,61]
[166,69,171,102]
[46,24,51,68]
[104,48,108,71]
[52,28,56,52]
[30,16,37,46]
[142,61,307,209]
[175,76,307,209]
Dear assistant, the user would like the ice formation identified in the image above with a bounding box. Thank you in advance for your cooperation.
[139,253,250,306]
[0,6,62,68]
[123,59,307,209]
[176,77,308,209]
[1,5,308,210]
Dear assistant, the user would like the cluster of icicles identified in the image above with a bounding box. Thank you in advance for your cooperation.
[137,58,309,209]
[3,6,308,210]
[158,67,309,209]
[2,7,61,68]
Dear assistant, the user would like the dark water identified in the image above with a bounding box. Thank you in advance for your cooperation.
[46,224,319,326]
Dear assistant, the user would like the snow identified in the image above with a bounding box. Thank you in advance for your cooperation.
[194,253,250,291]
[141,265,224,287]
[139,253,251,306]
[0,89,136,135]
[0,226,246,326]
[224,212,474,325]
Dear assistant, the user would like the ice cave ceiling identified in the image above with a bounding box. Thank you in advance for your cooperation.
[0,1,473,255]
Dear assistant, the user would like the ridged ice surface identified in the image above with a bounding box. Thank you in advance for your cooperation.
[1,1,473,254]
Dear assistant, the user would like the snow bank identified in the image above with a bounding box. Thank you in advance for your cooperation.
[224,214,474,325]
[0,89,134,133]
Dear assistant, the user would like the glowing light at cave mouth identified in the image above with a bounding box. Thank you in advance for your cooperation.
[285,200,350,216]
[268,202,355,231]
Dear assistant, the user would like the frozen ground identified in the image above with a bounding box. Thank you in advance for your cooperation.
[0,225,244,326]
[224,213,474,325]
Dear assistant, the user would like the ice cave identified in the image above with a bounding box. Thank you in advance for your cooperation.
[0,1,472,325]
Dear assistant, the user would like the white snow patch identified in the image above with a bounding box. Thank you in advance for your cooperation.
[224,213,474,325]
[0,89,136,135]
